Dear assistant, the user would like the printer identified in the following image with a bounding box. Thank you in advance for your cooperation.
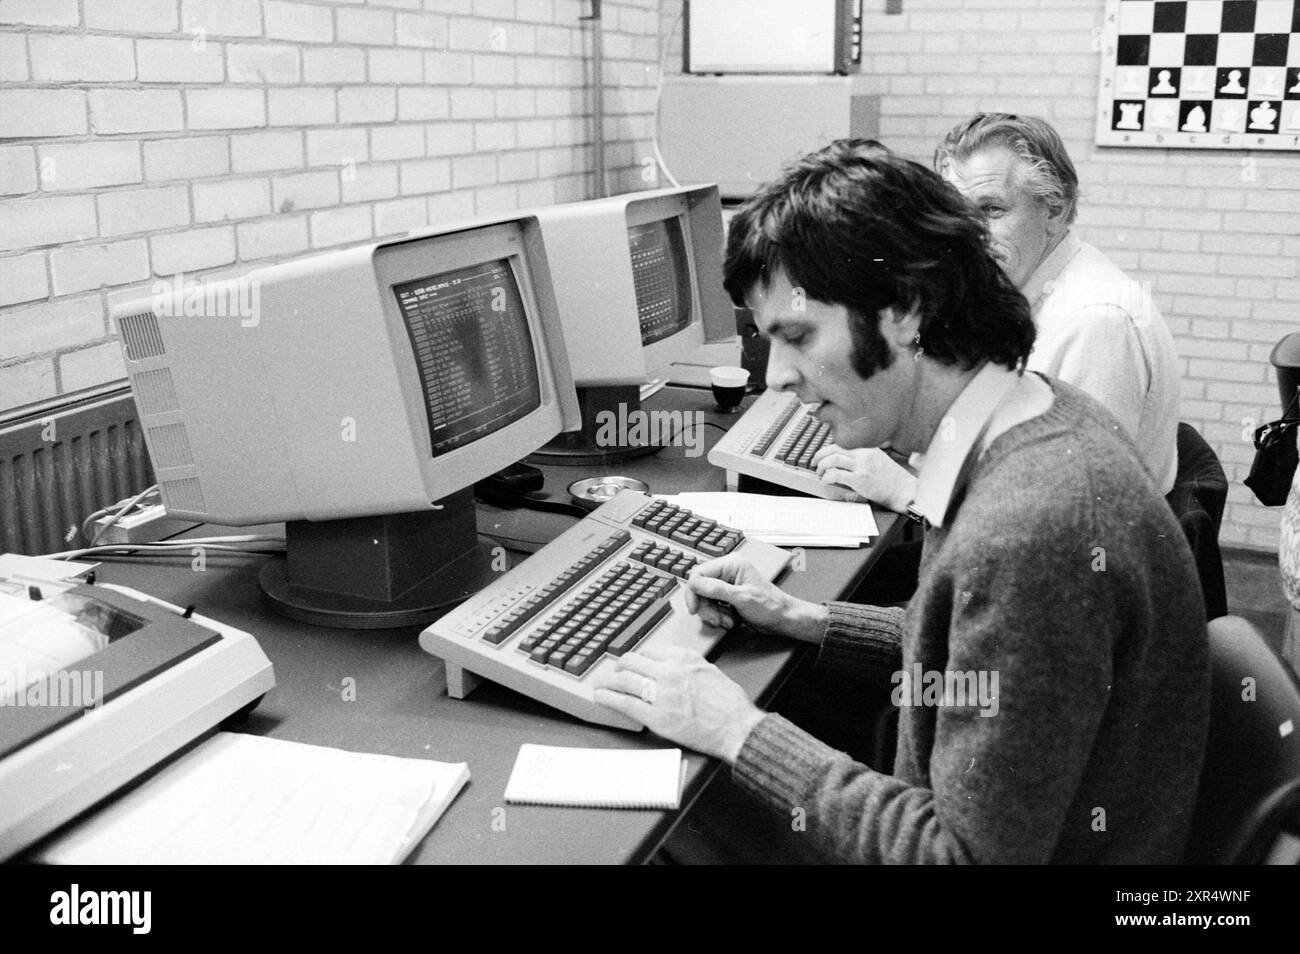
[0,554,274,861]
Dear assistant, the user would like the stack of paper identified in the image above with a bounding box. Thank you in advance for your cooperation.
[37,732,469,864]
[656,492,877,547]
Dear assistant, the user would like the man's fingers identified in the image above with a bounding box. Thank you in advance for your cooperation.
[688,572,740,604]
[599,667,654,696]
[592,688,650,725]
[822,466,853,489]
[611,651,665,678]
[814,451,847,476]
[685,595,733,628]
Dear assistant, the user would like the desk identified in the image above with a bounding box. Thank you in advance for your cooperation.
[29,386,900,864]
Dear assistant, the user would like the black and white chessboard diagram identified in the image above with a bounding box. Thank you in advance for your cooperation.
[1097,0,1300,150]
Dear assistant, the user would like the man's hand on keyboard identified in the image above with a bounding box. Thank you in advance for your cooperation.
[683,555,827,645]
[592,645,765,763]
[812,444,917,514]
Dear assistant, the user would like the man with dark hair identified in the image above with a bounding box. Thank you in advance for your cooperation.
[594,142,1208,864]
[817,114,1181,510]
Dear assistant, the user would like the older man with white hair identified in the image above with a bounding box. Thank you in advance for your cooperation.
[814,113,1181,511]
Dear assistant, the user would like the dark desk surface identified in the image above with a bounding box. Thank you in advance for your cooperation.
[73,386,901,864]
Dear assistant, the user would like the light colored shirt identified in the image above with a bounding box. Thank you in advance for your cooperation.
[1281,430,1300,674]
[1021,232,1181,495]
[1285,473,1300,608]
[909,362,1047,528]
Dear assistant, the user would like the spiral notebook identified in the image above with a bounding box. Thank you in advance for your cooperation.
[504,744,683,809]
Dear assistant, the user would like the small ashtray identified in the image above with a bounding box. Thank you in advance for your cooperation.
[567,476,650,511]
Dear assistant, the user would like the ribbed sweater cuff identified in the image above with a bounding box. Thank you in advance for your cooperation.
[817,601,904,679]
[733,713,842,813]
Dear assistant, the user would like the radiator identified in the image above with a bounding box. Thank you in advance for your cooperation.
[0,387,155,556]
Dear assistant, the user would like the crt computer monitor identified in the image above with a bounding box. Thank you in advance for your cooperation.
[111,214,581,628]
[516,184,734,464]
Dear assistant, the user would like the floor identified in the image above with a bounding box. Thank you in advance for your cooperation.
[1223,546,1290,657]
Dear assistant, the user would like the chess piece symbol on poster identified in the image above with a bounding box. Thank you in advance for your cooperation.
[1148,99,1178,129]
[1291,71,1300,94]
[1221,70,1246,95]
[1120,69,1143,94]
[1117,102,1143,129]
[1151,70,1176,95]
[1215,101,1246,132]
[1250,101,1278,131]
[1182,105,1207,132]
[1185,67,1213,96]
[1254,70,1280,98]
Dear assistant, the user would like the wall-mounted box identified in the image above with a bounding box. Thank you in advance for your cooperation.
[659,75,880,200]
[685,0,861,75]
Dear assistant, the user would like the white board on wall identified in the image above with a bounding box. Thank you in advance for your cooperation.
[686,0,844,73]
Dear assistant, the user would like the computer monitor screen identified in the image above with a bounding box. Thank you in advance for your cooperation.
[520,184,733,463]
[394,259,541,458]
[113,214,580,627]
[629,218,693,347]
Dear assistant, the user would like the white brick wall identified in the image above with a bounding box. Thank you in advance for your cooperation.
[0,251,47,306]
[50,239,150,295]
[1,0,659,410]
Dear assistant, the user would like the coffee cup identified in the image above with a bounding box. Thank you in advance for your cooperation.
[709,366,749,413]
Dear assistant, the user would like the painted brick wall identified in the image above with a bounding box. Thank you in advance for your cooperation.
[0,0,661,412]
[662,0,1298,553]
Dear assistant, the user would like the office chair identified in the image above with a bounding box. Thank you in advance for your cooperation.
[1165,422,1229,620]
[1186,616,1300,864]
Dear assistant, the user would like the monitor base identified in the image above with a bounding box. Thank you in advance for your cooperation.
[525,435,663,467]
[259,490,507,629]
[260,541,502,629]
[524,383,664,467]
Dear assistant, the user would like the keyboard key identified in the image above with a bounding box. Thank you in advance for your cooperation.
[606,599,674,658]
[636,500,746,553]
[748,394,801,457]
[479,531,633,647]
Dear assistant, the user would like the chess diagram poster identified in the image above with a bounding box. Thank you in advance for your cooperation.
[1096,0,1300,150]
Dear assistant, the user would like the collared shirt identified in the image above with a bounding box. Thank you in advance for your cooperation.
[909,362,1029,529]
[1019,231,1181,495]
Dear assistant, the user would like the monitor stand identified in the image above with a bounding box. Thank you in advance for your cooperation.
[259,488,503,629]
[525,385,663,466]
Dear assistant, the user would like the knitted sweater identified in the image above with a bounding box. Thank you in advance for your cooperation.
[732,381,1210,864]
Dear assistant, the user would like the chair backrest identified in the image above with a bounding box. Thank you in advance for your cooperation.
[1186,616,1300,864]
[1172,421,1228,529]
[1167,422,1229,619]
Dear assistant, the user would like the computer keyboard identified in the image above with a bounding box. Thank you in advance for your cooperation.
[707,389,850,500]
[420,490,790,730]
